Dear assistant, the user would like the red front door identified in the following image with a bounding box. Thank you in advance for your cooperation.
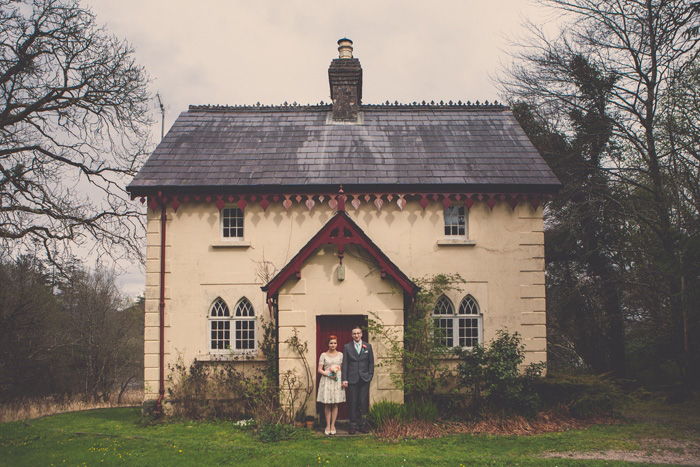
[316,315,369,420]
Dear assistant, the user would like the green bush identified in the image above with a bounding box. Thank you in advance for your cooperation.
[455,330,545,417]
[433,391,468,420]
[258,422,296,442]
[139,399,162,426]
[534,373,624,418]
[664,383,694,404]
[405,399,438,421]
[369,399,439,428]
[369,401,405,428]
[166,359,277,421]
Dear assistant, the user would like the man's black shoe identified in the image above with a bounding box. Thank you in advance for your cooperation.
[348,427,356,435]
[359,425,369,434]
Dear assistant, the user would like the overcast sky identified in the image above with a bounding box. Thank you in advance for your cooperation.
[82,0,558,297]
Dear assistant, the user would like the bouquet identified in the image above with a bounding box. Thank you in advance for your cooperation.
[327,365,341,381]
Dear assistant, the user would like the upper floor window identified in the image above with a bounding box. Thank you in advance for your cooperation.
[444,206,466,238]
[222,207,244,239]
[432,294,482,348]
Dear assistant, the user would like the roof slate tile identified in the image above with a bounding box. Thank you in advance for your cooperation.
[128,106,560,194]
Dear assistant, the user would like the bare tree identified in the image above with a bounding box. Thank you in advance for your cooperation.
[0,0,152,265]
[59,266,143,402]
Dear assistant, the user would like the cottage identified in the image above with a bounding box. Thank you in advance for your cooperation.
[127,39,560,416]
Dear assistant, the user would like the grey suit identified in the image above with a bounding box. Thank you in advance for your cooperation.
[341,340,374,428]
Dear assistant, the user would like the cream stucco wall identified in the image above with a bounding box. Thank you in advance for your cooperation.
[144,198,546,413]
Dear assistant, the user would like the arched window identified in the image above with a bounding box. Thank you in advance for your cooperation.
[457,295,482,348]
[432,295,483,348]
[233,297,256,352]
[432,295,455,347]
[209,298,231,351]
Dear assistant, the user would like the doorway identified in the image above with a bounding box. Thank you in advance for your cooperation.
[316,315,369,420]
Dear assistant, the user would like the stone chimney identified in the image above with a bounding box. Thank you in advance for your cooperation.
[328,38,362,121]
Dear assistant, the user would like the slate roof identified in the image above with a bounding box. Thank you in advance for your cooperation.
[127,103,560,196]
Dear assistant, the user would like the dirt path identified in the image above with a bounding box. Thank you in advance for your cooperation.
[544,439,700,466]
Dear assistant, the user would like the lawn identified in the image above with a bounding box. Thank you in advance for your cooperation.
[0,400,698,466]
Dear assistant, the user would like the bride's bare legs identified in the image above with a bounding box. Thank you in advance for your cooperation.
[324,404,332,432]
[330,404,339,432]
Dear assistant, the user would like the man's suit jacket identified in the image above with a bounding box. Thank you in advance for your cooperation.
[341,340,374,384]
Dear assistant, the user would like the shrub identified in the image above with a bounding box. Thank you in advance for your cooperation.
[455,330,545,417]
[369,401,405,428]
[166,358,277,421]
[258,422,296,442]
[434,390,468,420]
[534,373,624,418]
[369,399,439,428]
[664,383,694,404]
[140,399,162,426]
[405,399,438,422]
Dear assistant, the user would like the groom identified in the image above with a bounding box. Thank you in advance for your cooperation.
[341,325,374,434]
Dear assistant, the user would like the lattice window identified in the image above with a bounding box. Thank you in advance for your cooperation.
[457,295,482,348]
[443,205,466,237]
[433,296,455,347]
[209,298,231,351]
[222,207,244,238]
[234,297,256,352]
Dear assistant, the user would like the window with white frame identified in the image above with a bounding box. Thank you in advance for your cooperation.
[209,297,231,352]
[432,295,455,347]
[222,207,244,239]
[432,294,482,348]
[444,205,467,237]
[457,295,482,348]
[233,297,256,352]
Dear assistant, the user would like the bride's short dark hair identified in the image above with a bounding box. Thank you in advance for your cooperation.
[327,335,338,345]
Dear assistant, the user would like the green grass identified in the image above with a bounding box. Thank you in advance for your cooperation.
[0,400,698,466]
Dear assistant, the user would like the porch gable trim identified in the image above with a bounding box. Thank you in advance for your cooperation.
[261,211,419,299]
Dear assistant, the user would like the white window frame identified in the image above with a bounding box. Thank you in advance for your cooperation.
[432,295,456,348]
[221,207,244,240]
[457,295,482,349]
[443,205,467,238]
[209,297,232,353]
[233,297,256,354]
[432,294,483,349]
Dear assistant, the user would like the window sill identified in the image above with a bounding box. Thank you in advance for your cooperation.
[196,353,265,362]
[211,241,251,249]
[436,239,476,246]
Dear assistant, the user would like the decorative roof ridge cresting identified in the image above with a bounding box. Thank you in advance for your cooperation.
[187,99,507,112]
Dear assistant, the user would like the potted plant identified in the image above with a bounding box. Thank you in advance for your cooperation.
[294,409,305,428]
[305,415,315,429]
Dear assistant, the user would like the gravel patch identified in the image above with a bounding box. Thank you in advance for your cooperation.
[544,439,700,466]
